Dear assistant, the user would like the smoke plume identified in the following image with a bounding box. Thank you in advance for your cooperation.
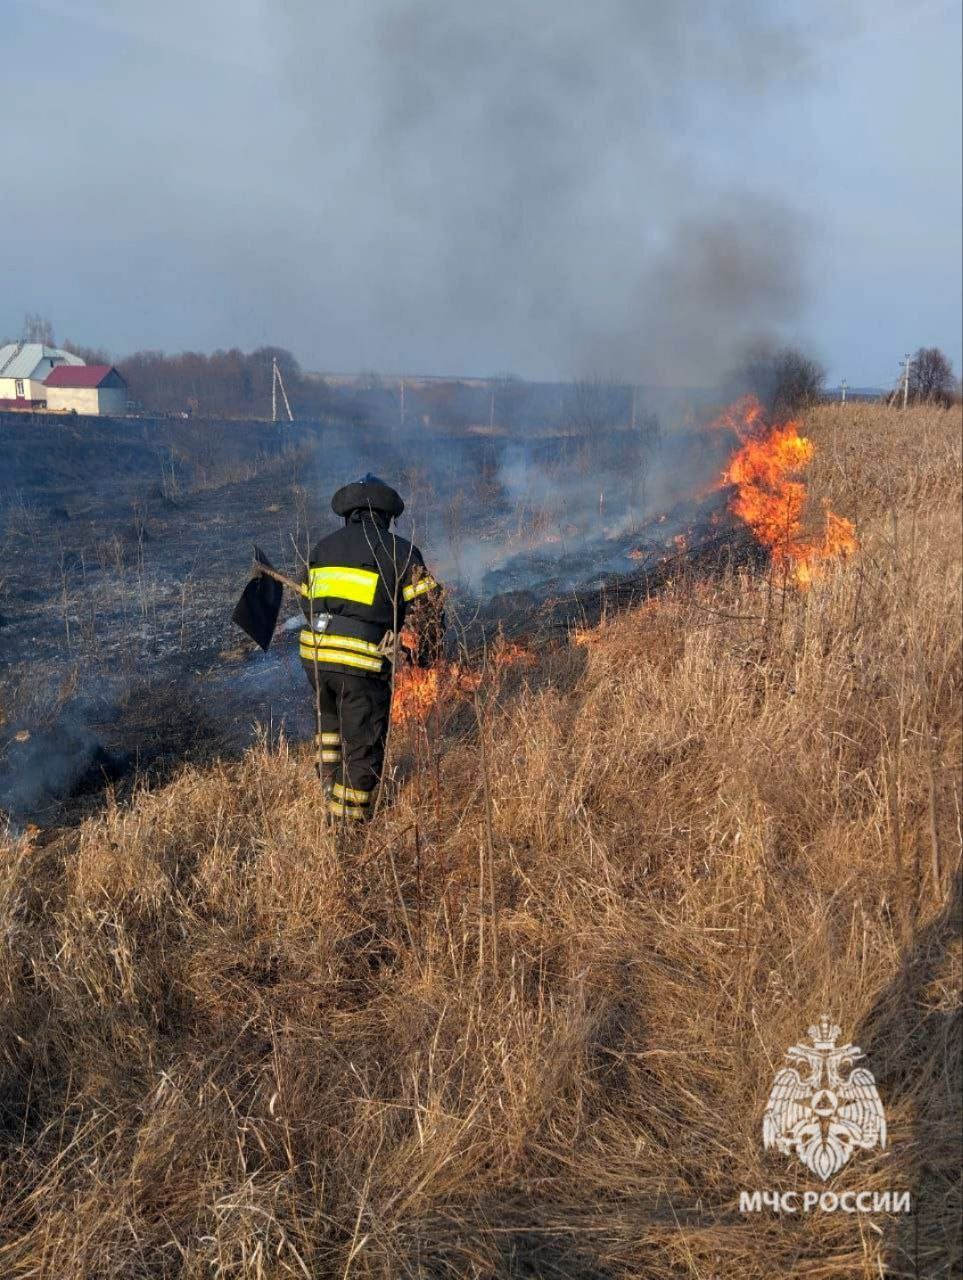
[277,0,817,381]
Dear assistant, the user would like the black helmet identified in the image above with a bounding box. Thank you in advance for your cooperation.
[331,473,405,520]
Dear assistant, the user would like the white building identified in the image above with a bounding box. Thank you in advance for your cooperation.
[44,364,128,416]
[0,342,84,404]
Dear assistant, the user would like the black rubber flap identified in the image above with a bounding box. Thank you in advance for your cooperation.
[232,546,283,651]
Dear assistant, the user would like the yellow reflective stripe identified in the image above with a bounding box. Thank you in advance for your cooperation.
[318,635,382,655]
[402,575,439,603]
[319,750,341,763]
[307,566,379,605]
[317,732,341,745]
[328,800,367,820]
[299,646,383,671]
[332,782,371,804]
[299,645,384,672]
[299,630,383,656]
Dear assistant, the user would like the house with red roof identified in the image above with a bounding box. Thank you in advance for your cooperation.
[44,364,128,416]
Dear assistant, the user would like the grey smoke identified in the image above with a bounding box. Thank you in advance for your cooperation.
[276,0,820,381]
[0,716,125,822]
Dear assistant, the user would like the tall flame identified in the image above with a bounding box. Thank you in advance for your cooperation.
[716,396,857,586]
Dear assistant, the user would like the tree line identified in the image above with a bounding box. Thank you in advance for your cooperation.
[117,347,333,419]
[3,313,959,420]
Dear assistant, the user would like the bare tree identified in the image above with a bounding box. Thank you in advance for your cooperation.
[564,373,623,435]
[62,339,112,365]
[22,312,55,345]
[488,372,533,431]
[908,347,957,406]
[732,341,826,418]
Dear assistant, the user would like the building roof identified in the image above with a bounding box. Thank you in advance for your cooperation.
[0,343,85,380]
[44,364,125,389]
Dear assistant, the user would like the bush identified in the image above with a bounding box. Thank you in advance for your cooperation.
[731,342,826,419]
[908,346,957,406]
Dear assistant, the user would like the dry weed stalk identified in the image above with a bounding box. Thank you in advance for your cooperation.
[0,403,959,1278]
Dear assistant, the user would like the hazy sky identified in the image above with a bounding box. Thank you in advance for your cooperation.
[2,0,960,386]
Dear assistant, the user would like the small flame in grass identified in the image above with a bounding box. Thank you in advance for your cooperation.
[716,396,857,586]
[392,663,477,726]
[391,641,533,726]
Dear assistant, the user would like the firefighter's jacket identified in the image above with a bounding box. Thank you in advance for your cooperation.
[298,510,441,678]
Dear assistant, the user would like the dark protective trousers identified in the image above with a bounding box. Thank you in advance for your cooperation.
[303,665,391,820]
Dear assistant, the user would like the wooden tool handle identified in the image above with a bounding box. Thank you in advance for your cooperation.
[253,562,304,594]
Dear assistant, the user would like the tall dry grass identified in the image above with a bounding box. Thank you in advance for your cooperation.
[0,403,960,1278]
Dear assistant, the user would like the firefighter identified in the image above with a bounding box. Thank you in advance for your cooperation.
[299,475,444,822]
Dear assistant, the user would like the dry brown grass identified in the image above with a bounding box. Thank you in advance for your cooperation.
[0,403,960,1278]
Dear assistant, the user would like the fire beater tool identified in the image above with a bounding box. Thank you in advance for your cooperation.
[231,547,288,650]
[232,548,404,659]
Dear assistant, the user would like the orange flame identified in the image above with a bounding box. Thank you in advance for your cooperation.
[716,396,857,586]
[391,641,532,726]
[392,663,473,726]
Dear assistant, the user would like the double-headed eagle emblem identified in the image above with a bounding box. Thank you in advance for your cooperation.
[763,1017,886,1180]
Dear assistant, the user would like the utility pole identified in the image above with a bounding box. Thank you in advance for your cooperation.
[272,357,293,422]
[399,378,405,431]
[902,354,912,409]
[489,386,495,430]
[840,379,848,404]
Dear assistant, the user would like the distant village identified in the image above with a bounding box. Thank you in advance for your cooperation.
[0,342,127,416]
[0,332,920,430]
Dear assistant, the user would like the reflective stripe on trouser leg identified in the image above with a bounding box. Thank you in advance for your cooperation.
[329,781,373,820]
[315,730,342,766]
[331,781,372,805]
[328,799,369,820]
[302,665,391,811]
[333,676,391,805]
[314,725,341,782]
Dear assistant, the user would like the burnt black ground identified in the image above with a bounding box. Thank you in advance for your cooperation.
[0,411,745,826]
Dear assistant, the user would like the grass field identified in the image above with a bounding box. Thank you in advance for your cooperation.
[0,402,960,1278]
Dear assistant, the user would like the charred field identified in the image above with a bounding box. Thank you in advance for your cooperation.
[0,406,739,824]
[0,400,960,1279]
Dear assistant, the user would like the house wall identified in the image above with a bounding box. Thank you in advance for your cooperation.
[45,385,128,415]
[96,386,128,415]
[0,376,47,401]
[46,387,102,414]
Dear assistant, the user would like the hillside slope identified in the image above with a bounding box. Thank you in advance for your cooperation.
[0,403,960,1279]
